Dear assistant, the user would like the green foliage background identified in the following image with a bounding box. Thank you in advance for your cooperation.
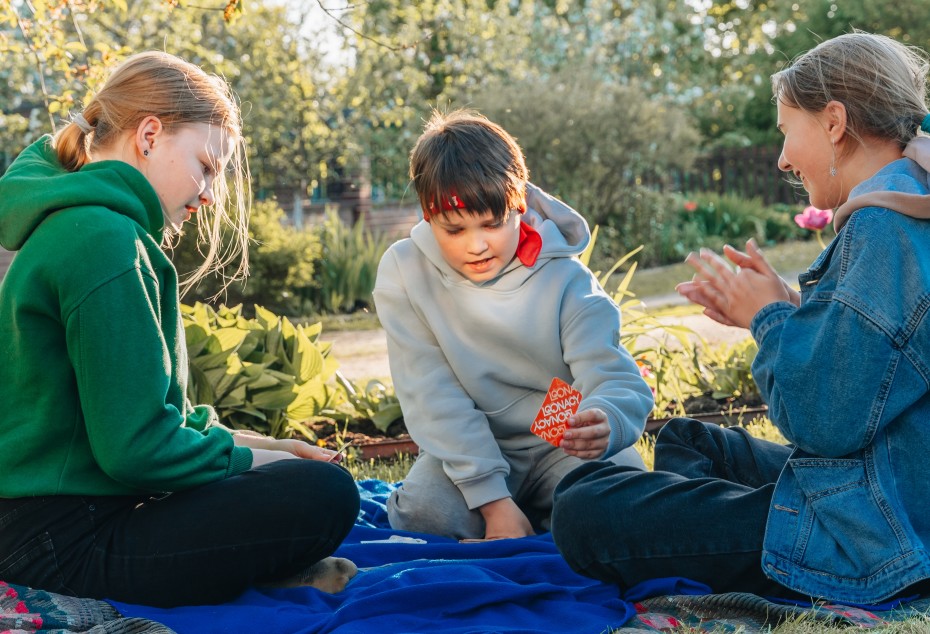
[171,200,321,315]
[5,0,929,193]
[2,0,925,309]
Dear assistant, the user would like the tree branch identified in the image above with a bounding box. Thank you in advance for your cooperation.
[12,3,55,131]
[64,0,87,50]
[314,0,429,52]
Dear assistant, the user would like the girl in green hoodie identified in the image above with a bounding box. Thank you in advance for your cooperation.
[0,51,359,607]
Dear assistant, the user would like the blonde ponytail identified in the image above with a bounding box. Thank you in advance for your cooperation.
[50,51,250,289]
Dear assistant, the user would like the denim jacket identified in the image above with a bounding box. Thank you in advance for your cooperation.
[750,156,930,603]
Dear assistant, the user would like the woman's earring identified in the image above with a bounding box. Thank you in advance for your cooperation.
[143,149,149,157]
[829,141,837,177]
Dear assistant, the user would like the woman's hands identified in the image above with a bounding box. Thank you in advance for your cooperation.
[232,431,343,468]
[675,239,799,329]
[560,408,609,459]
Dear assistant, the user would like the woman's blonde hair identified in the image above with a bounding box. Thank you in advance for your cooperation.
[52,51,250,291]
[772,31,930,149]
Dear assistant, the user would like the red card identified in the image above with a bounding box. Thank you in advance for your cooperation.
[531,377,582,446]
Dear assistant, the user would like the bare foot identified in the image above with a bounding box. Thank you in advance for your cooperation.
[277,557,358,593]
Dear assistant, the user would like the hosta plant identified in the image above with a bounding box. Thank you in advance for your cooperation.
[329,372,404,434]
[182,302,341,440]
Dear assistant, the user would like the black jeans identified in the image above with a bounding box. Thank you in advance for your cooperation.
[551,418,793,596]
[0,460,360,607]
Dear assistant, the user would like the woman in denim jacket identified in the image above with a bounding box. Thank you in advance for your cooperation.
[551,31,930,604]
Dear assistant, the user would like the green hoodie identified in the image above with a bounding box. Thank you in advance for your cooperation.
[0,137,252,497]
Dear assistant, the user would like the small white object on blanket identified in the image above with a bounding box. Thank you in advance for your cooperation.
[360,535,428,544]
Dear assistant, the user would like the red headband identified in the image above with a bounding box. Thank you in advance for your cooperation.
[425,191,467,221]
[425,191,531,220]
[422,190,541,267]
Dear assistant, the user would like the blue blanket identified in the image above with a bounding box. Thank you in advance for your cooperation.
[110,480,640,633]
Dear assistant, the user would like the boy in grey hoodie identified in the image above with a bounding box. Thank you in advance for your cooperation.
[373,109,654,541]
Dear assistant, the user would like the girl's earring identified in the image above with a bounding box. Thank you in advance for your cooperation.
[829,141,837,177]
[143,149,149,157]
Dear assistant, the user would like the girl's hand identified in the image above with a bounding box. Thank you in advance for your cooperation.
[233,433,342,463]
[675,239,795,329]
[272,438,343,462]
[560,408,609,459]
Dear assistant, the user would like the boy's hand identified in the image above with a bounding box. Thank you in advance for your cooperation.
[560,408,609,459]
[474,497,535,541]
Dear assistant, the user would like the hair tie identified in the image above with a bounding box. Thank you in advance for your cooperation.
[921,112,930,134]
[71,112,94,135]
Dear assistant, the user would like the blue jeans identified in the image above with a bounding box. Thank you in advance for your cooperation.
[551,418,793,595]
[0,460,360,607]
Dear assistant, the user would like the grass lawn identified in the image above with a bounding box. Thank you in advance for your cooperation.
[317,309,381,332]
[766,619,930,633]
[345,452,415,482]
[617,239,826,302]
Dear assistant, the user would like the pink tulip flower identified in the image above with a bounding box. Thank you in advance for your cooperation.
[794,204,834,248]
[794,205,833,231]
[683,201,698,212]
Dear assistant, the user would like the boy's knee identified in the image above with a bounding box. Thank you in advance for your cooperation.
[387,486,483,539]
[606,444,647,469]
[385,487,415,530]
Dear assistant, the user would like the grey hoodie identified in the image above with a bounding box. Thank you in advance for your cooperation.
[374,184,654,509]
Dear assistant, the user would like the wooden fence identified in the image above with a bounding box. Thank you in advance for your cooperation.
[292,200,421,240]
[652,145,802,205]
[358,204,421,239]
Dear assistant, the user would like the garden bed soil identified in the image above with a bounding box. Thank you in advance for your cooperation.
[313,392,768,458]
[646,392,767,433]
[310,418,418,459]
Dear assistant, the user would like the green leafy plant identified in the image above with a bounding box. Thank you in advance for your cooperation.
[329,372,404,433]
[582,228,765,417]
[675,192,808,257]
[182,302,341,440]
[173,200,321,316]
[679,193,769,242]
[587,187,687,268]
[636,335,762,419]
[309,208,393,314]
[680,338,759,402]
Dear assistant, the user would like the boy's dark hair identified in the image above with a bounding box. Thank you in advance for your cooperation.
[409,109,528,221]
